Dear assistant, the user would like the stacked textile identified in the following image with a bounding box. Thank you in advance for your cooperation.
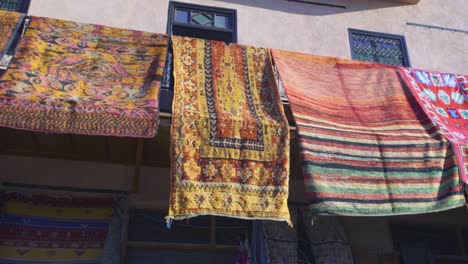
[0,17,168,137]
[0,191,116,264]
[400,69,468,185]
[0,10,24,60]
[273,50,466,216]
[168,36,291,224]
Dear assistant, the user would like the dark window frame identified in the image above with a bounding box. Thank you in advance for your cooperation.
[0,0,31,13]
[348,28,411,67]
[166,1,237,43]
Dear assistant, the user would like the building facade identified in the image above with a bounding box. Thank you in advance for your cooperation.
[1,0,468,263]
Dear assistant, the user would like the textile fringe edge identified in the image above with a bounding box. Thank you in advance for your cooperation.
[0,102,158,138]
[308,199,466,217]
[166,213,293,227]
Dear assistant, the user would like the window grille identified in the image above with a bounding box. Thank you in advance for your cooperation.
[167,1,237,43]
[348,28,410,67]
[0,0,30,12]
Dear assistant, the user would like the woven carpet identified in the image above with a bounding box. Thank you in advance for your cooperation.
[457,75,468,185]
[273,50,466,216]
[0,10,24,60]
[168,36,291,224]
[0,17,167,137]
[0,191,116,264]
[400,69,468,185]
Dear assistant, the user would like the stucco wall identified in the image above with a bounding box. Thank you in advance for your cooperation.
[28,0,467,73]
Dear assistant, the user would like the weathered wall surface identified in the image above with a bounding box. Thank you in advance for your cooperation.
[28,0,467,73]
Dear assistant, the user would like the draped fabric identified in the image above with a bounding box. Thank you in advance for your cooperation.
[400,69,468,184]
[168,36,291,224]
[301,214,354,264]
[263,209,298,264]
[0,17,168,137]
[273,50,466,216]
[0,191,116,264]
[459,75,468,100]
[458,75,468,185]
[0,10,24,60]
[250,222,269,264]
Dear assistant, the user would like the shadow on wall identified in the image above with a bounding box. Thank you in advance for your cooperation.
[213,0,413,16]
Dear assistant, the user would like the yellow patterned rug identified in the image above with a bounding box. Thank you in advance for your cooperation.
[168,36,291,224]
[0,17,167,137]
[0,10,25,59]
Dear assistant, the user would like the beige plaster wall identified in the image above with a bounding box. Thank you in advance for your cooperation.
[28,0,467,73]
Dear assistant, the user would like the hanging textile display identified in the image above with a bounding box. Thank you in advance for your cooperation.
[263,208,298,264]
[0,191,116,264]
[272,50,466,216]
[168,36,291,224]
[0,10,24,59]
[0,17,168,137]
[301,213,354,263]
[400,69,468,185]
[251,221,269,264]
[459,75,468,99]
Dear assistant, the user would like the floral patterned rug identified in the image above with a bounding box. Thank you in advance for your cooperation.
[0,17,167,137]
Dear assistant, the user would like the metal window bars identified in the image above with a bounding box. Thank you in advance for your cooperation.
[0,0,30,12]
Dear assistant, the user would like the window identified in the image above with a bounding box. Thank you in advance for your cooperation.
[0,0,30,70]
[167,1,237,43]
[0,0,31,12]
[348,28,410,67]
[124,209,251,264]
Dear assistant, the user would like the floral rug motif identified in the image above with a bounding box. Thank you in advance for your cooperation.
[401,69,468,184]
[0,17,168,137]
[168,36,291,224]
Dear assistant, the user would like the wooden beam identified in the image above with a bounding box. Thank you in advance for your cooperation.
[126,241,238,252]
[132,138,144,193]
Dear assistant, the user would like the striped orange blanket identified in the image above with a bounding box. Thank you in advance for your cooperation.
[273,50,466,216]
